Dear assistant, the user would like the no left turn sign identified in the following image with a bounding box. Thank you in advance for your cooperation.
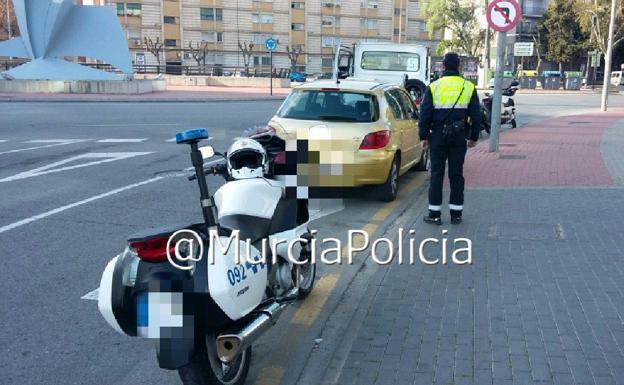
[487,0,522,33]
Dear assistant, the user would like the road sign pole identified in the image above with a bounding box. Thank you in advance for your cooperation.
[270,50,273,96]
[601,0,617,112]
[489,31,506,153]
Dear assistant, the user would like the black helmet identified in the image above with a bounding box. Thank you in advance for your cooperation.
[442,53,460,71]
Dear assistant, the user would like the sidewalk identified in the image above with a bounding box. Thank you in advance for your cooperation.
[0,85,291,102]
[322,108,624,385]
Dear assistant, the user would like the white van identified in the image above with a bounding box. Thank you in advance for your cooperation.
[333,43,430,102]
[611,71,623,86]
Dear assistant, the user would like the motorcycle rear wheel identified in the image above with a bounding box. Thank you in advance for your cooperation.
[178,334,251,385]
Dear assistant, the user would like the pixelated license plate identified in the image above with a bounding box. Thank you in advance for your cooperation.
[136,292,184,338]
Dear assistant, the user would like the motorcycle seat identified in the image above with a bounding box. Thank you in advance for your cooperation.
[219,215,271,243]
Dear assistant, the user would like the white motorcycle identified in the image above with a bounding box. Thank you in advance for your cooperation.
[481,80,519,134]
[97,129,316,385]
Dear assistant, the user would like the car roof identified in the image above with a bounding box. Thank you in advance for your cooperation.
[295,79,394,92]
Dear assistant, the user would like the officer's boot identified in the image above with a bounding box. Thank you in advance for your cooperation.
[450,209,462,224]
[423,210,442,225]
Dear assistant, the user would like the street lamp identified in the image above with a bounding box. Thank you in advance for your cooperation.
[601,0,617,111]
[6,0,11,39]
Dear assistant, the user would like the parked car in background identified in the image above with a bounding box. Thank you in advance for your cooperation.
[266,79,428,201]
[611,71,623,87]
[289,72,307,82]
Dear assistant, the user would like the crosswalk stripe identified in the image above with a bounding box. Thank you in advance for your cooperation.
[97,139,148,143]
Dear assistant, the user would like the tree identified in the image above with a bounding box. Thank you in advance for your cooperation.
[0,0,18,39]
[144,37,164,66]
[286,45,303,72]
[539,0,589,72]
[577,0,624,55]
[188,41,209,68]
[422,0,485,57]
[238,41,255,76]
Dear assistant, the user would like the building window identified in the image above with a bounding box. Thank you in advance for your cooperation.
[201,31,223,43]
[321,58,334,68]
[322,16,340,28]
[252,34,272,44]
[394,8,401,16]
[200,8,223,21]
[164,39,178,47]
[360,0,378,9]
[322,0,340,8]
[321,36,340,48]
[360,18,378,30]
[291,2,305,9]
[127,27,141,39]
[164,16,178,24]
[116,3,141,16]
[252,13,274,24]
[253,56,271,66]
[291,23,305,31]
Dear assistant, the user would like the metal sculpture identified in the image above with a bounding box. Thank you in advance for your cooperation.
[0,0,133,80]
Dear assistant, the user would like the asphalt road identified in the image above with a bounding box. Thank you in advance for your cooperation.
[0,93,622,385]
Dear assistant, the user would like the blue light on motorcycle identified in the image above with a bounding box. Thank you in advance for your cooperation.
[175,128,209,144]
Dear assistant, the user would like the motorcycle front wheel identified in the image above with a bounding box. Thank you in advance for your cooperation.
[178,333,251,385]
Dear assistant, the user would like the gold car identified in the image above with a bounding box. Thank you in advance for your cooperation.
[267,79,428,201]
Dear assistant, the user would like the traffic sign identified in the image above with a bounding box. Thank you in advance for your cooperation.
[487,0,522,33]
[514,42,534,57]
[265,38,277,52]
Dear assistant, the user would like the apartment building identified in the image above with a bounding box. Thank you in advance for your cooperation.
[108,0,443,74]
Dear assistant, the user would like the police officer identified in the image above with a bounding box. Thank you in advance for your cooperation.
[419,53,481,225]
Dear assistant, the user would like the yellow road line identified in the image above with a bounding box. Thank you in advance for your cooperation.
[291,272,340,326]
[372,201,400,222]
[254,366,285,385]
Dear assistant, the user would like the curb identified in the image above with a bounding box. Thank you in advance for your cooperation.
[0,96,288,103]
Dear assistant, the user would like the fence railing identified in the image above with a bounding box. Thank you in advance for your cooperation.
[1,60,292,78]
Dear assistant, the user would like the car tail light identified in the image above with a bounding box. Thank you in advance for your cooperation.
[129,236,174,262]
[274,151,286,164]
[360,130,391,150]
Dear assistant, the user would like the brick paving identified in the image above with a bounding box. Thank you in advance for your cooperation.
[335,109,624,385]
[465,109,624,188]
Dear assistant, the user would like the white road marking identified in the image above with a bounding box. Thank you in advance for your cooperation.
[0,140,8,143]
[0,139,89,155]
[0,152,153,183]
[0,176,163,234]
[25,139,89,143]
[97,138,148,143]
[81,288,99,301]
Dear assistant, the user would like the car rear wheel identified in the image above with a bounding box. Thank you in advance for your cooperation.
[378,156,399,202]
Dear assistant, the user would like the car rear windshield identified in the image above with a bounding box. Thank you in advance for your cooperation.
[361,51,420,72]
[277,90,379,122]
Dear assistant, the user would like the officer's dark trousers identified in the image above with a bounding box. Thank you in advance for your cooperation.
[428,129,467,218]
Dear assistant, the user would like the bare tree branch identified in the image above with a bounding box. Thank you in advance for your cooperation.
[144,37,164,65]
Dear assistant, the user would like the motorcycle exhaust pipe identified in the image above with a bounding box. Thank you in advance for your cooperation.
[216,302,287,363]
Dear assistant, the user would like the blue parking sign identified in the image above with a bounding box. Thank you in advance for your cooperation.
[265,38,277,52]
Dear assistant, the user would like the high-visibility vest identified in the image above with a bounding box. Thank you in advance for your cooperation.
[430,76,475,110]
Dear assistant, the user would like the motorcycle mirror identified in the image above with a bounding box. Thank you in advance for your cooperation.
[199,145,215,160]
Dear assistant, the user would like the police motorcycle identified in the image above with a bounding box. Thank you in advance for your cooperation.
[98,128,316,385]
[481,80,519,134]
